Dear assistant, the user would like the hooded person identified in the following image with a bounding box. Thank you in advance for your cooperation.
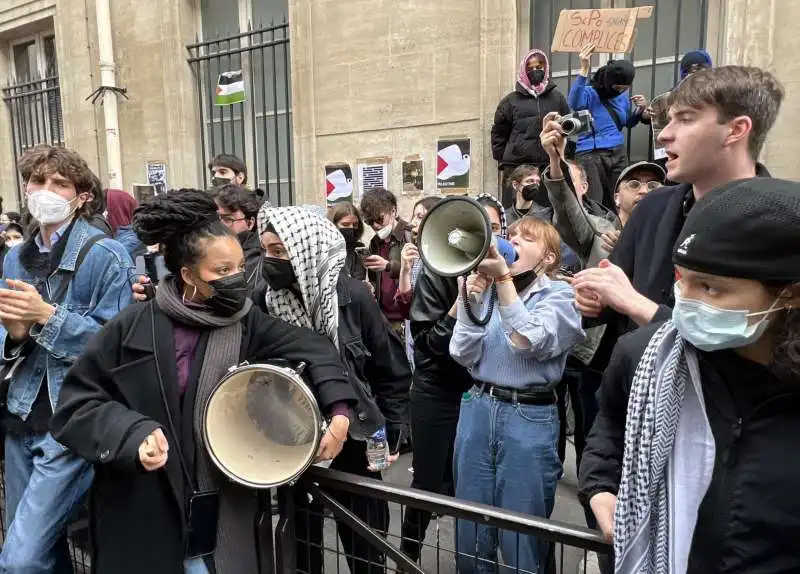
[492,49,571,208]
[255,204,411,574]
[569,47,646,209]
[679,49,713,81]
[106,189,146,258]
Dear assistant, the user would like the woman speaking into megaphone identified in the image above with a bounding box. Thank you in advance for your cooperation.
[449,217,585,574]
[51,190,357,574]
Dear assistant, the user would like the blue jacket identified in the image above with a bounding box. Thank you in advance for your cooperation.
[1,217,134,419]
[114,225,146,259]
[568,75,642,153]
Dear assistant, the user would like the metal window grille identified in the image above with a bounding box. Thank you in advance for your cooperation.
[2,76,65,206]
[187,21,294,206]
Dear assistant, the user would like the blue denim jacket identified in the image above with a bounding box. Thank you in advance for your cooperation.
[0,218,134,419]
[114,225,146,258]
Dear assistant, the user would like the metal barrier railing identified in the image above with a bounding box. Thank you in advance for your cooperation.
[0,464,608,573]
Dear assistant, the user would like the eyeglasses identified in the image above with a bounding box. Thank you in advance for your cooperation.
[624,180,662,192]
[220,215,247,224]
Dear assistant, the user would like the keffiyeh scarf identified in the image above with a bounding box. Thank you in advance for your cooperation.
[614,321,713,574]
[257,205,346,349]
[475,192,508,238]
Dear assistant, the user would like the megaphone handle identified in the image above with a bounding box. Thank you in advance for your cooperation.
[462,278,496,327]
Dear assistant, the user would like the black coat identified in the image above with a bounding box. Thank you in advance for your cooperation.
[409,267,473,397]
[255,275,412,447]
[579,321,800,573]
[238,228,265,293]
[491,82,571,169]
[50,302,355,574]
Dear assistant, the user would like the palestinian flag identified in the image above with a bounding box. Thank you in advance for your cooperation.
[215,71,245,106]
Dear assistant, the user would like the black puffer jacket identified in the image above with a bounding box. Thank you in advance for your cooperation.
[491,82,571,169]
[580,321,800,573]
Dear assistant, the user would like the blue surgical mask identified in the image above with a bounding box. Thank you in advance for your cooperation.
[672,282,783,352]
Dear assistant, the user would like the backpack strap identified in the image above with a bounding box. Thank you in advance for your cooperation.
[49,234,108,304]
[601,99,624,132]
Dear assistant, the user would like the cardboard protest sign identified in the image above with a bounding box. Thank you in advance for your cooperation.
[551,7,653,54]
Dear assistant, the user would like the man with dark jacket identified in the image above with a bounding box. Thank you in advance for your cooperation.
[214,183,266,291]
[572,66,784,333]
[492,49,571,208]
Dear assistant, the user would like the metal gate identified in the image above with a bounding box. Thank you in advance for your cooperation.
[530,0,709,162]
[187,22,294,206]
[2,76,64,205]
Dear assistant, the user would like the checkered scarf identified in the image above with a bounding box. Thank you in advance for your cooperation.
[614,321,689,574]
[257,205,346,349]
[475,192,508,238]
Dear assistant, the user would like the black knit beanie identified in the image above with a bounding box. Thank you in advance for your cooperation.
[673,177,800,283]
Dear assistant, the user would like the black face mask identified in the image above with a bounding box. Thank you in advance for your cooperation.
[339,227,357,248]
[211,176,234,188]
[512,270,536,293]
[521,183,540,202]
[527,69,545,86]
[262,257,296,291]
[206,272,249,317]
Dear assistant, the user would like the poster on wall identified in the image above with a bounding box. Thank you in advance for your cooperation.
[132,184,157,204]
[401,157,424,195]
[325,163,354,205]
[357,158,390,201]
[436,138,471,190]
[146,161,168,195]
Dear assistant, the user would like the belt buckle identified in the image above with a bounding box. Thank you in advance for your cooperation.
[488,385,496,398]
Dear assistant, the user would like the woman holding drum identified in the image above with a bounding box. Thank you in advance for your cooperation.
[51,190,357,574]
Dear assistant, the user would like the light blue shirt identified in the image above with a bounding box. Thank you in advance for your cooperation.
[34,220,72,254]
[449,275,584,390]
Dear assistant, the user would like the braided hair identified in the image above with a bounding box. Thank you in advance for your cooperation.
[132,189,233,276]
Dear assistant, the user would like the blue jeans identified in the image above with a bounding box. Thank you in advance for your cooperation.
[454,388,561,574]
[0,432,93,574]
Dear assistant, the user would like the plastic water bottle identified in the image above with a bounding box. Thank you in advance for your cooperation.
[366,427,390,471]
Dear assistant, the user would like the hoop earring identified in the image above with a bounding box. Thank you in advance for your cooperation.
[182,285,197,304]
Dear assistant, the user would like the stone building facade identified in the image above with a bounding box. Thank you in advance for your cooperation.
[0,0,795,212]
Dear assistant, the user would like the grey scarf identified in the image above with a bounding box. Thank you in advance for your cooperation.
[155,277,256,573]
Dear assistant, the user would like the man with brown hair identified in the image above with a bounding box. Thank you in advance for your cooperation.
[572,65,783,328]
[0,145,134,571]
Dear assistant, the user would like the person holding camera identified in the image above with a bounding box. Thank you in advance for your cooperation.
[492,48,571,208]
[568,43,647,209]
[51,190,356,574]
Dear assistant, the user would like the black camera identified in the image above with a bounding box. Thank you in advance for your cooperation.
[558,110,594,138]
[134,252,168,301]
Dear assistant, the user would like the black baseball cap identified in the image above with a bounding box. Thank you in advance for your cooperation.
[673,177,800,283]
[615,161,666,192]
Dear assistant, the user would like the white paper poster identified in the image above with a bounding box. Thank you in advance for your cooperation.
[357,161,389,201]
[146,161,168,195]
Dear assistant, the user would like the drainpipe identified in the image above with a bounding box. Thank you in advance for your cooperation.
[95,0,123,189]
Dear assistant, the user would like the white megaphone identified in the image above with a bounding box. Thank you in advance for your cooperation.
[417,196,517,277]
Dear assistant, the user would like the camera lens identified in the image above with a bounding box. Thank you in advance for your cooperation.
[560,118,578,136]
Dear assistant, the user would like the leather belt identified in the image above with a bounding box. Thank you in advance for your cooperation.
[478,383,556,406]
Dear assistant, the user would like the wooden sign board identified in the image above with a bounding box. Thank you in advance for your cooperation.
[551,7,653,54]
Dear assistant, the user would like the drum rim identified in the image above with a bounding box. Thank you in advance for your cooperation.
[201,362,324,489]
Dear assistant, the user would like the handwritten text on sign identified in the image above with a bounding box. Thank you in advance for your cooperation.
[551,7,653,54]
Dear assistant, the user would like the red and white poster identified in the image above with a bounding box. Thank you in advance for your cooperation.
[436,138,471,190]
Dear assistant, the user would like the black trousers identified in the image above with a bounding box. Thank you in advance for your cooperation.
[556,362,585,470]
[575,145,628,210]
[400,385,462,562]
[294,440,389,574]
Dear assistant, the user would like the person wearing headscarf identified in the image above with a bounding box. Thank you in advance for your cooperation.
[492,49,571,208]
[580,178,800,573]
[256,205,411,574]
[568,44,647,209]
[106,189,146,258]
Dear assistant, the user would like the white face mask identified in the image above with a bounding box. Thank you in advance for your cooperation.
[672,282,784,352]
[27,190,76,225]
[376,223,393,240]
[5,239,23,248]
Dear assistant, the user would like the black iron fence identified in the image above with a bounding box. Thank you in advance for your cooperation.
[2,76,64,206]
[0,465,607,573]
[187,22,294,206]
[530,0,709,162]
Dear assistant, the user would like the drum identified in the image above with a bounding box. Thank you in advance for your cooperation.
[202,363,324,489]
